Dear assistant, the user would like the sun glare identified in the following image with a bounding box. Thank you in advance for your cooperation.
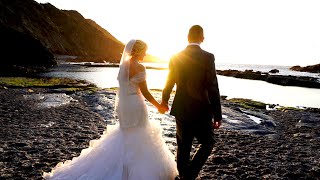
[144,40,187,63]
[150,51,172,62]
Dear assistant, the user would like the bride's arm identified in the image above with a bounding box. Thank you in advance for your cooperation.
[138,81,162,109]
[135,64,167,112]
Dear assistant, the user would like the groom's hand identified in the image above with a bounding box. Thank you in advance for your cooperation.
[158,105,168,114]
[158,102,169,114]
[160,102,169,111]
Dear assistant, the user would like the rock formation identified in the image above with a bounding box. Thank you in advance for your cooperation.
[0,0,124,66]
[290,64,320,73]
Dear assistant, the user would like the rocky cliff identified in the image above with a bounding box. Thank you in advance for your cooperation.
[0,0,124,65]
[0,24,56,76]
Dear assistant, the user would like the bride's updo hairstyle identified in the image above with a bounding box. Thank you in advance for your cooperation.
[130,40,148,57]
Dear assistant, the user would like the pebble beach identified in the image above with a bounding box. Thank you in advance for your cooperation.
[0,88,319,179]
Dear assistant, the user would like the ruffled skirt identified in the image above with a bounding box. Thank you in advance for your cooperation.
[43,120,177,180]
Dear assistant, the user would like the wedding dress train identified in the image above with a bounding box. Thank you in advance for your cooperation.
[43,120,177,179]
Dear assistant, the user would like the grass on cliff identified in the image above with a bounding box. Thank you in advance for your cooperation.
[0,77,97,93]
[275,106,302,112]
[227,98,267,110]
[226,98,304,112]
[0,77,87,87]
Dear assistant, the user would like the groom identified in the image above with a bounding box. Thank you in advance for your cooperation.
[161,25,222,180]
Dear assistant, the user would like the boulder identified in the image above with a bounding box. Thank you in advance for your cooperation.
[269,69,279,73]
[290,64,320,73]
[216,69,267,81]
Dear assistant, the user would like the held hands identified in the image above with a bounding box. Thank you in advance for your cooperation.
[157,102,169,114]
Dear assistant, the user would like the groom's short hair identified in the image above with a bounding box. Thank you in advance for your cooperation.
[188,25,204,43]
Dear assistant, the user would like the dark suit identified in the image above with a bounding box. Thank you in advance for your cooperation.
[162,45,222,179]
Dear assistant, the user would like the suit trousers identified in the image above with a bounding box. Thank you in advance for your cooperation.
[175,116,215,180]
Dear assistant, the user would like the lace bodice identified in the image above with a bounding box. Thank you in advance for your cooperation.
[116,69,148,129]
[127,71,146,95]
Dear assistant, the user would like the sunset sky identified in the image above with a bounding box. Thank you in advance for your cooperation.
[35,0,320,66]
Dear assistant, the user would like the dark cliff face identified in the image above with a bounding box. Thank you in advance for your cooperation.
[0,0,124,63]
[0,25,55,66]
[0,24,56,76]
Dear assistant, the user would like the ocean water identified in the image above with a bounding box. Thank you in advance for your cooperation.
[40,62,320,108]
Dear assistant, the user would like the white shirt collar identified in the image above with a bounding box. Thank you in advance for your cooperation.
[188,43,201,46]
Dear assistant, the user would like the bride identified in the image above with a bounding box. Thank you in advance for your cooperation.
[43,39,178,180]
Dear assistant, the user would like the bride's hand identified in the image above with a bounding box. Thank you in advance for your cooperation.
[158,104,169,114]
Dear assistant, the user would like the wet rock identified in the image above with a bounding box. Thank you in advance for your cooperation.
[269,69,279,73]
[260,119,277,127]
[216,69,267,81]
[290,64,320,73]
[217,69,320,88]
[266,75,320,88]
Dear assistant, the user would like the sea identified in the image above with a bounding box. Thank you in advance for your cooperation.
[39,61,320,109]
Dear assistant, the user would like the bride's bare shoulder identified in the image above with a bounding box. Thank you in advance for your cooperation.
[130,63,146,78]
[136,63,146,73]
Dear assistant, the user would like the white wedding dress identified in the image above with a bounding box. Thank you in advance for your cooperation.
[43,39,177,180]
[43,70,177,180]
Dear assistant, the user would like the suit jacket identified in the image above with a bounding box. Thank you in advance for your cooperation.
[162,45,222,121]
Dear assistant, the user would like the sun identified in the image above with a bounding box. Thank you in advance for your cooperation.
[143,54,168,63]
[143,49,172,63]
[145,45,181,63]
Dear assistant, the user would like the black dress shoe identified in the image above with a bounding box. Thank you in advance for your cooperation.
[175,175,185,180]
[175,175,188,180]
[176,175,198,180]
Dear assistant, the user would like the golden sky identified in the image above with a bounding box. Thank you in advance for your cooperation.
[35,0,320,66]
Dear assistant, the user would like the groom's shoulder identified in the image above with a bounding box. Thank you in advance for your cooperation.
[201,49,215,62]
[202,48,214,56]
[169,51,184,61]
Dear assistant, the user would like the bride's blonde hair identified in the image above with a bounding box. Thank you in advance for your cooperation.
[131,40,148,57]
